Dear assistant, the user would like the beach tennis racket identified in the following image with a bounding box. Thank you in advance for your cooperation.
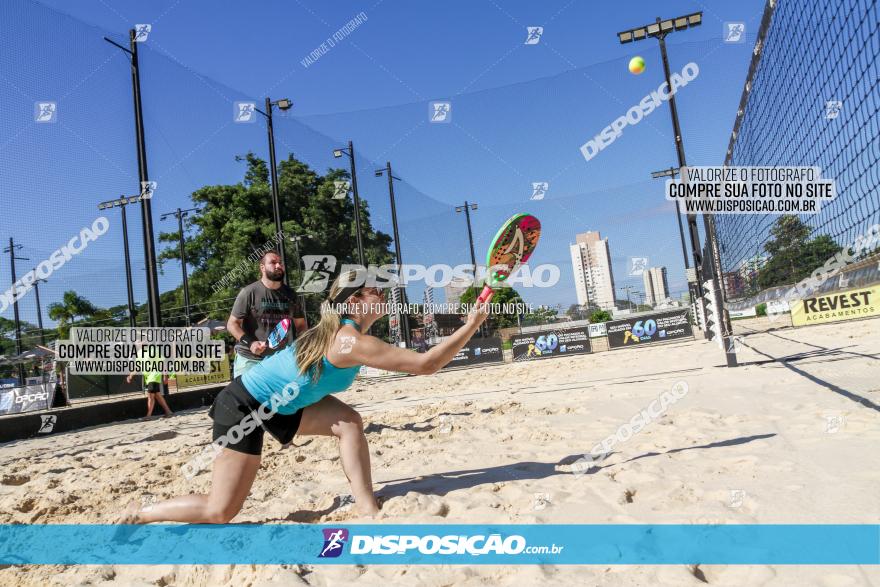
[476,213,541,304]
[267,318,291,349]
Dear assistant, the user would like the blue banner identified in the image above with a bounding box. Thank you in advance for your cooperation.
[0,525,877,565]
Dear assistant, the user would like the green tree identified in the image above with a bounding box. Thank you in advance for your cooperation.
[48,291,100,338]
[157,152,394,325]
[757,215,841,289]
[459,285,524,329]
[589,309,612,323]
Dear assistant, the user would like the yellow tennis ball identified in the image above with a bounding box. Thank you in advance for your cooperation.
[629,56,646,75]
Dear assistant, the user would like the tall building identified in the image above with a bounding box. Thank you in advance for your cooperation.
[570,231,616,310]
[643,266,669,306]
[444,278,470,307]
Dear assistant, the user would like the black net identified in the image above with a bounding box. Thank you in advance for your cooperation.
[716,0,880,301]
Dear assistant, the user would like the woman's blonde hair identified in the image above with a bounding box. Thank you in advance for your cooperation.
[295,270,362,380]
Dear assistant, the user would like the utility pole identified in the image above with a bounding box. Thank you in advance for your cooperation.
[160,208,198,326]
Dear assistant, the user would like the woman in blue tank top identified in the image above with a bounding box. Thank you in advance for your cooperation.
[121,269,492,522]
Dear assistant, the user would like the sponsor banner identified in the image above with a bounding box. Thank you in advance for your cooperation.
[0,524,876,564]
[177,359,231,389]
[607,310,693,349]
[729,306,757,319]
[0,378,18,389]
[0,377,56,416]
[437,337,503,368]
[766,299,790,315]
[791,285,879,327]
[511,327,591,361]
[588,323,607,338]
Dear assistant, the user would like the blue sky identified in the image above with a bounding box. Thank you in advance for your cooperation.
[0,0,766,327]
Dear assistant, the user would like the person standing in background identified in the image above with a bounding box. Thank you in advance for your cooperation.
[227,250,307,377]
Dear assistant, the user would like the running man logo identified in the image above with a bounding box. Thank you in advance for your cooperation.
[629,257,648,276]
[723,22,745,43]
[140,181,157,200]
[38,414,57,434]
[825,100,842,120]
[332,180,351,200]
[297,255,336,293]
[34,102,57,123]
[319,528,349,558]
[429,101,452,123]
[234,102,256,123]
[524,26,543,45]
[530,182,548,201]
[134,24,152,42]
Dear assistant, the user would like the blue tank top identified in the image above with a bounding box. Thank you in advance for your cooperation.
[241,319,361,415]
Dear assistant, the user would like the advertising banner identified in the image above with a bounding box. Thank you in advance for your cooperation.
[791,285,879,327]
[177,359,232,389]
[588,323,607,338]
[511,327,591,361]
[0,377,57,416]
[440,337,503,369]
[607,310,693,349]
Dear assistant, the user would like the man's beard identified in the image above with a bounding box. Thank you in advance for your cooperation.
[266,269,284,282]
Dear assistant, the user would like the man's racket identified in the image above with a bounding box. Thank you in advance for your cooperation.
[267,318,291,349]
[476,213,541,304]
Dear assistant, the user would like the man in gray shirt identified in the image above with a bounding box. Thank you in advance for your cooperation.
[227,250,307,377]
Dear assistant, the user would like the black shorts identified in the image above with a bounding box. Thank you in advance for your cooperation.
[208,377,304,456]
[146,382,161,393]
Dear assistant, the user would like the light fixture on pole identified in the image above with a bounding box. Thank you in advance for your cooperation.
[618,13,736,366]
[103,31,162,327]
[650,166,696,305]
[375,162,411,348]
[333,141,366,265]
[253,97,293,286]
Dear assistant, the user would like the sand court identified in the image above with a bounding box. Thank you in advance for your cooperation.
[1,319,878,586]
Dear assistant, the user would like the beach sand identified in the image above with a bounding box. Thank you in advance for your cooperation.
[1,319,878,586]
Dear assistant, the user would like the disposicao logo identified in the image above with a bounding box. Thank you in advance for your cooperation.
[318,528,349,558]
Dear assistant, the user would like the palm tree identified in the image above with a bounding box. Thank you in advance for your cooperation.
[48,291,99,338]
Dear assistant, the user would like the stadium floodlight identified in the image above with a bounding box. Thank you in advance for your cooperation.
[616,11,728,356]
[332,149,344,158]
[274,98,293,110]
[617,12,702,45]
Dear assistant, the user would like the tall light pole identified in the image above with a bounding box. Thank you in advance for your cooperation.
[651,166,696,304]
[160,207,198,326]
[254,97,293,285]
[32,274,47,346]
[618,14,705,298]
[3,238,28,383]
[455,201,483,336]
[333,142,365,265]
[455,201,479,272]
[375,162,411,348]
[104,30,162,327]
[98,195,144,327]
[289,233,312,327]
[619,13,736,365]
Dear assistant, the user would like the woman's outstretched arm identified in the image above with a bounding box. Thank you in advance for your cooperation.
[337,295,493,375]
